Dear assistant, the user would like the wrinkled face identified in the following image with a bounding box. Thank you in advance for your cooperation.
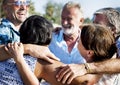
[4,0,30,24]
[93,14,116,37]
[93,14,109,26]
[61,7,83,36]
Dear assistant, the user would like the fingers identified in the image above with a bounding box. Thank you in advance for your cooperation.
[61,69,73,84]
[5,42,23,53]
[56,65,75,84]
[66,73,74,84]
[56,65,69,83]
[56,65,69,80]
[18,42,23,46]
[4,45,11,55]
[4,45,8,51]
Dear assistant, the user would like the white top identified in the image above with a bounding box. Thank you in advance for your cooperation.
[95,74,120,85]
[0,55,37,85]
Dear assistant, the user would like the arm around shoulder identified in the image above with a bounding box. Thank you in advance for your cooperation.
[23,44,60,63]
[88,58,120,74]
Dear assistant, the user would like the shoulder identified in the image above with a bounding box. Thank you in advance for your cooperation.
[0,19,11,29]
[52,27,62,34]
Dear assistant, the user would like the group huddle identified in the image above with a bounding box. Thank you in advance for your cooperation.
[0,0,120,85]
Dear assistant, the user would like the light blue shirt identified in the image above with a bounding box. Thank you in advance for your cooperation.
[0,19,20,44]
[49,30,86,64]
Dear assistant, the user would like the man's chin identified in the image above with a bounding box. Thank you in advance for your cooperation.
[16,19,24,24]
[63,32,72,36]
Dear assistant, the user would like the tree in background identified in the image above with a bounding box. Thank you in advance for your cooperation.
[43,1,93,25]
[29,1,41,16]
[84,17,92,23]
[43,1,62,25]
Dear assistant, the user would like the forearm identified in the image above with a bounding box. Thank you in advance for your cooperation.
[0,44,30,61]
[23,44,31,54]
[88,58,120,74]
[0,45,11,61]
[23,44,43,57]
[0,44,41,61]
[23,44,60,63]
[15,57,39,85]
[71,74,101,85]
[38,60,100,85]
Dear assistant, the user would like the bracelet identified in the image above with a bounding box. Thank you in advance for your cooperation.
[84,63,91,73]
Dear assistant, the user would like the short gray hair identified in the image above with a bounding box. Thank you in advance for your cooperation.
[94,7,120,37]
[63,1,83,17]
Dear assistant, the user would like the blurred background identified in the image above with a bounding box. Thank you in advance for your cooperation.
[0,0,120,25]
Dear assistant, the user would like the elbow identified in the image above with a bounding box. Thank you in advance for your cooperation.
[31,81,39,85]
[24,80,39,85]
[31,80,39,85]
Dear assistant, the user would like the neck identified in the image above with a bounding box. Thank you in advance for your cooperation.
[12,21,22,31]
[63,30,80,53]
[8,19,22,31]
[64,29,80,41]
[15,25,21,31]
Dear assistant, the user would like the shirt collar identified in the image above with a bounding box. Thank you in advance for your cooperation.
[1,18,19,32]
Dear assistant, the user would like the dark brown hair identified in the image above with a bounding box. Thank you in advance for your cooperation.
[81,24,117,62]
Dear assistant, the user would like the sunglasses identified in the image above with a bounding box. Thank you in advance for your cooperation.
[7,0,30,8]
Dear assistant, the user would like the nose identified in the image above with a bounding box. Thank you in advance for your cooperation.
[20,5,29,10]
[62,19,68,26]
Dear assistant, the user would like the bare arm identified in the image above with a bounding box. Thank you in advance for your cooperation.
[88,58,120,74]
[15,57,39,85]
[24,44,60,63]
[35,59,101,85]
[5,42,101,85]
[0,43,59,63]
[56,58,120,83]
[56,58,120,84]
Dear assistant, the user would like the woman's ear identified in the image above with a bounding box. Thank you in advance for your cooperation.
[79,18,84,29]
[86,50,94,62]
[80,18,84,23]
